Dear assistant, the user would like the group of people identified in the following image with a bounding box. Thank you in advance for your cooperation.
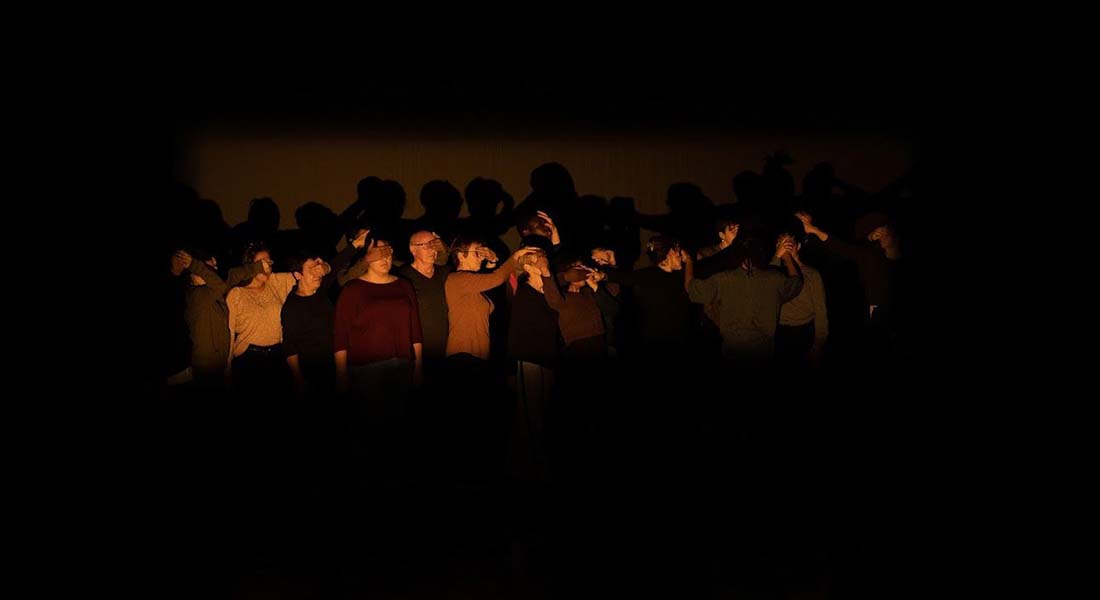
[160,159,907,482]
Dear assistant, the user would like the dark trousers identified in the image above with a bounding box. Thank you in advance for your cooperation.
[775,322,815,371]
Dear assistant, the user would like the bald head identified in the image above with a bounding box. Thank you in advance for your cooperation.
[409,230,443,268]
[410,231,436,245]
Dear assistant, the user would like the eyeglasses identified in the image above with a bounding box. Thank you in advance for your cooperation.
[452,245,489,256]
[411,237,443,247]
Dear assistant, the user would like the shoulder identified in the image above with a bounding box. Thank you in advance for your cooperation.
[340,280,367,296]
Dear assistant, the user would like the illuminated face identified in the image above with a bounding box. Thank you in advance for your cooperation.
[368,240,394,275]
[458,242,490,270]
[662,246,683,271]
[409,231,442,265]
[299,258,326,287]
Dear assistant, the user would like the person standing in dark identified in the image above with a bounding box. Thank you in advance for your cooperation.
[507,238,560,478]
[174,248,244,390]
[694,220,742,361]
[770,230,829,370]
[334,238,423,403]
[397,230,451,383]
[226,243,303,399]
[445,239,537,361]
[462,179,518,377]
[162,251,197,387]
[443,238,537,481]
[509,239,561,375]
[685,234,804,368]
[516,210,562,270]
[696,219,741,261]
[590,247,623,357]
[280,229,368,398]
[796,210,901,363]
[599,236,695,356]
[333,237,423,479]
[538,260,607,361]
[392,230,451,474]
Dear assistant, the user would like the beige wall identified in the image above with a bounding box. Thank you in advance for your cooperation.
[177,128,912,231]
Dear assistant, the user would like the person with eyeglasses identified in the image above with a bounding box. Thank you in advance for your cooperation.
[442,236,537,480]
[444,236,537,361]
[397,231,451,380]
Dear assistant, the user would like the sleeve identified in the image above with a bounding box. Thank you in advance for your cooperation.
[186,259,228,297]
[687,274,720,306]
[446,257,518,294]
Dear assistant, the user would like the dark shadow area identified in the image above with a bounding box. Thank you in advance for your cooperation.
[139,76,933,599]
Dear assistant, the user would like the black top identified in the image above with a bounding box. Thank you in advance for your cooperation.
[281,289,335,372]
[822,237,896,310]
[605,266,694,348]
[277,242,359,380]
[397,263,452,359]
[508,282,561,369]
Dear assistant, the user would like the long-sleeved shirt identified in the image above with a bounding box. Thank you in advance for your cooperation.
[508,282,561,368]
[444,257,518,359]
[282,290,335,369]
[279,241,368,364]
[540,275,605,347]
[692,244,749,329]
[769,259,828,346]
[605,266,693,348]
[333,278,423,365]
[687,266,803,360]
[821,237,895,311]
[226,241,357,292]
[226,260,269,289]
[185,259,254,371]
[693,243,749,280]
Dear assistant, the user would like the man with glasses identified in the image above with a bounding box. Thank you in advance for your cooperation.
[397,231,451,381]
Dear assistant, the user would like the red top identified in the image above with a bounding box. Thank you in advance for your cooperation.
[334,278,423,365]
